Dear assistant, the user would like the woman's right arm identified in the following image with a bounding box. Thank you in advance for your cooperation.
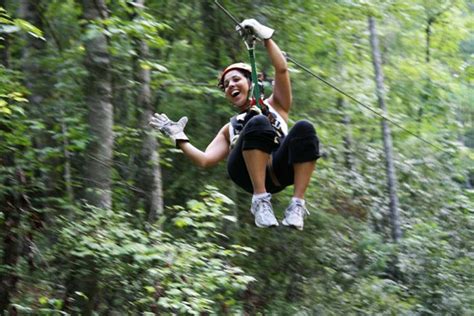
[177,123,230,168]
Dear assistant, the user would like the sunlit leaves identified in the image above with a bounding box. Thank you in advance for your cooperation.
[139,60,168,72]
[0,7,44,41]
[0,99,10,115]
[172,185,236,238]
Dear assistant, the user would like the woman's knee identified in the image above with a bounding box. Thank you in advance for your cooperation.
[245,114,272,130]
[287,120,320,164]
[240,115,278,152]
[290,120,316,136]
[241,114,275,141]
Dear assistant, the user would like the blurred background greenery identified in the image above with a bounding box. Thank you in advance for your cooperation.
[0,0,472,314]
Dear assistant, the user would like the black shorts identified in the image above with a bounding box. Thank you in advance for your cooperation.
[227,115,320,194]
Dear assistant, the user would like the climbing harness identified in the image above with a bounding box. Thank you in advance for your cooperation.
[229,100,286,149]
[213,0,446,153]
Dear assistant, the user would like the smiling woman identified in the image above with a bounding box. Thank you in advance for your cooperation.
[150,18,321,231]
[223,69,251,110]
[218,62,252,110]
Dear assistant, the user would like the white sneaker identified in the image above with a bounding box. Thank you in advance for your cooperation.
[282,200,309,230]
[250,193,279,228]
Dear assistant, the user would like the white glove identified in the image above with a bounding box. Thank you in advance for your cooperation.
[237,18,274,40]
[149,113,189,146]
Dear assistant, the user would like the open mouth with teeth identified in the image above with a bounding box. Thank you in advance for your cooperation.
[231,90,240,97]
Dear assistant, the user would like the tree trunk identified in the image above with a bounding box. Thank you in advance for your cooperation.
[0,157,28,315]
[201,0,221,68]
[19,0,46,85]
[419,19,434,127]
[19,0,66,203]
[0,33,7,68]
[424,3,453,64]
[82,0,113,210]
[368,16,402,243]
[422,4,453,125]
[338,97,356,175]
[66,1,113,314]
[60,107,74,202]
[336,45,356,180]
[0,0,8,67]
[133,0,163,223]
[0,3,44,312]
[425,19,432,63]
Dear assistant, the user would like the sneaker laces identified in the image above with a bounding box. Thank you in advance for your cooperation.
[253,197,273,216]
[287,201,310,217]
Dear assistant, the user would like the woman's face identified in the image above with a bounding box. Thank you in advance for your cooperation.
[223,70,250,111]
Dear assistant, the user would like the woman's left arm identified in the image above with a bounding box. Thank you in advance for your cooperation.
[265,39,292,115]
[238,19,291,115]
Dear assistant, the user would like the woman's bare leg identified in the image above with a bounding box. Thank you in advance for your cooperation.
[293,161,316,199]
[242,149,270,194]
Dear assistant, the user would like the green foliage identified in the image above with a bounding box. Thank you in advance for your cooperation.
[1,0,473,315]
[36,187,253,314]
[0,6,44,40]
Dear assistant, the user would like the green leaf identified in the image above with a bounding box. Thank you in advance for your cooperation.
[0,100,11,115]
[144,286,155,294]
[182,288,199,297]
[14,19,45,40]
[167,288,181,296]
[222,215,237,222]
[38,296,48,305]
[174,217,193,228]
[74,292,88,300]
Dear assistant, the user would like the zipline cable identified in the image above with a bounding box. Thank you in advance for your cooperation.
[213,0,447,153]
[284,53,446,152]
[214,0,245,30]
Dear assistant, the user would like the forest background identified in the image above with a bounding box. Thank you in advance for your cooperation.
[0,0,473,314]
